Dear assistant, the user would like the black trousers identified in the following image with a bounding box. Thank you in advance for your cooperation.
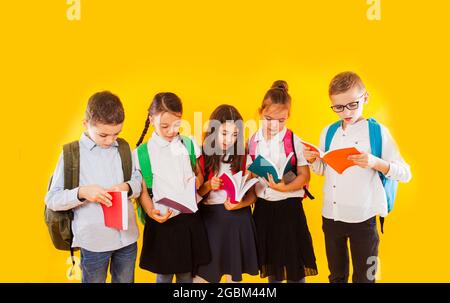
[322,216,380,283]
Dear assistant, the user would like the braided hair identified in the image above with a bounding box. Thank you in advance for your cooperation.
[136,92,183,147]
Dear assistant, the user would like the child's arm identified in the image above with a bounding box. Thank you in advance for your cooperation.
[107,148,144,197]
[348,126,412,183]
[195,159,204,190]
[266,165,310,192]
[198,176,222,196]
[45,152,112,211]
[305,128,327,176]
[224,186,257,211]
[139,179,172,223]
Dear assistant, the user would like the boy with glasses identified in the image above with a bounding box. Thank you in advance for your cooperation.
[304,71,412,283]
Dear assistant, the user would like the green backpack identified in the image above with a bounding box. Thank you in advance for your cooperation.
[135,135,196,224]
[45,138,132,260]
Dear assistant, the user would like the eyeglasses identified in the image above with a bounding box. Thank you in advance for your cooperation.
[330,92,367,113]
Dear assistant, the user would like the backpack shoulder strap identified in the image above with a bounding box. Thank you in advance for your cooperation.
[367,118,382,158]
[248,133,257,161]
[116,138,132,182]
[63,141,80,190]
[325,120,342,152]
[283,129,297,167]
[180,135,196,170]
[137,142,153,188]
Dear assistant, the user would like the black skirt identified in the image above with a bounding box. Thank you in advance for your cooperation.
[253,197,318,281]
[196,204,259,282]
[139,211,211,274]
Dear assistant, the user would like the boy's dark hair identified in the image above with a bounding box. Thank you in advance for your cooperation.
[136,92,183,147]
[329,71,366,96]
[259,80,291,114]
[85,91,125,125]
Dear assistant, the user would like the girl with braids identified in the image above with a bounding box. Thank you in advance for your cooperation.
[194,105,259,283]
[133,92,210,283]
[247,80,318,283]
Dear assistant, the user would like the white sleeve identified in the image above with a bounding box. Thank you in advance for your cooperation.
[309,126,328,176]
[190,136,202,159]
[293,134,308,166]
[380,126,412,183]
[44,151,85,211]
[133,148,141,171]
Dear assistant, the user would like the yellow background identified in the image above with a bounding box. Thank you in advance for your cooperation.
[0,0,448,282]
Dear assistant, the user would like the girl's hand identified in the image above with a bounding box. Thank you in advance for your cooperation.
[266,174,287,192]
[224,198,241,211]
[78,185,112,207]
[348,152,377,169]
[303,146,320,164]
[149,208,172,223]
[210,176,223,191]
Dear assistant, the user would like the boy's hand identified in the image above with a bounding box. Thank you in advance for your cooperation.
[303,146,320,164]
[78,185,112,207]
[210,177,223,191]
[348,152,377,169]
[107,183,130,193]
[266,174,287,192]
[149,208,172,223]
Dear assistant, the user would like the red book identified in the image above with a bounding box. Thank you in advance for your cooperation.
[100,191,128,230]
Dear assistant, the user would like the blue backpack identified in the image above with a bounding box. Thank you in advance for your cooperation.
[325,118,398,233]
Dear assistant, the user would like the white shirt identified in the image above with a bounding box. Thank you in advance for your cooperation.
[45,133,142,252]
[133,132,201,218]
[203,162,231,205]
[246,127,308,201]
[310,119,412,223]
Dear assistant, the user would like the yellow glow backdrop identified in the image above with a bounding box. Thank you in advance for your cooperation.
[0,0,448,282]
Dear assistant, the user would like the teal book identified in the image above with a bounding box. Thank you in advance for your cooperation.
[248,152,294,183]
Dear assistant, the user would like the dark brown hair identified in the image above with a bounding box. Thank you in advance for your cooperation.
[136,92,183,147]
[203,104,244,176]
[328,71,366,96]
[85,91,124,125]
[259,80,291,114]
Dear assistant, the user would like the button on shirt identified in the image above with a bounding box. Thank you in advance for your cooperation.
[133,132,201,218]
[246,128,308,201]
[310,119,412,223]
[45,133,142,252]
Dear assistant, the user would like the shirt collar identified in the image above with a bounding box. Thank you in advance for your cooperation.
[80,132,119,151]
[341,118,367,132]
[255,127,287,143]
[151,131,180,147]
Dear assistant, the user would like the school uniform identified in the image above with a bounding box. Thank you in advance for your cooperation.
[310,119,412,283]
[135,132,210,276]
[196,157,259,282]
[247,127,318,282]
[45,133,142,283]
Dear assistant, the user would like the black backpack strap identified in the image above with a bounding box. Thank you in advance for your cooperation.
[116,138,132,182]
[290,130,315,200]
[63,141,80,190]
[62,140,79,276]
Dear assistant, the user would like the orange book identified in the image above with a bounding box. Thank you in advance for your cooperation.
[302,141,361,174]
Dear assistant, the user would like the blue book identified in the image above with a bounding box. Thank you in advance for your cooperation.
[248,152,294,183]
